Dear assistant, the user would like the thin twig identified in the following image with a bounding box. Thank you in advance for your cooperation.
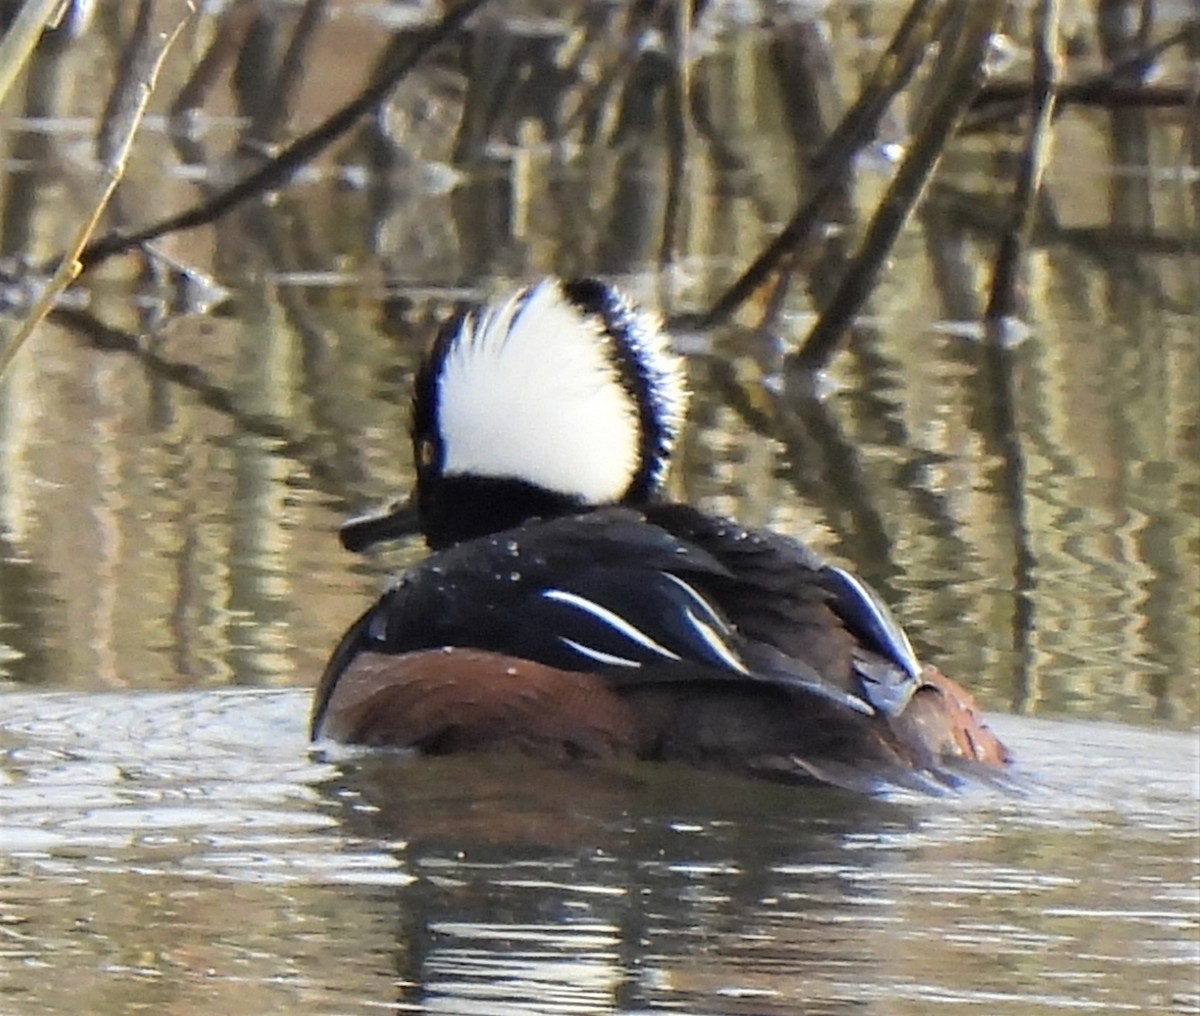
[658,0,691,268]
[966,25,1192,131]
[169,0,258,117]
[979,0,1063,710]
[97,0,157,166]
[0,0,66,109]
[0,4,194,382]
[794,0,1009,370]
[73,0,490,275]
[985,0,1062,325]
[974,79,1191,110]
[672,0,947,331]
[245,0,329,147]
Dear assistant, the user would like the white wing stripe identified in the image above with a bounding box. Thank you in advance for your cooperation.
[683,608,749,674]
[660,571,726,628]
[827,565,921,679]
[542,588,682,661]
[558,636,643,668]
[659,572,749,674]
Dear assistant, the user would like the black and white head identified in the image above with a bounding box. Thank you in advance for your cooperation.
[405,277,687,549]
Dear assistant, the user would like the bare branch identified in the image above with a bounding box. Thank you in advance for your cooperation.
[72,0,491,275]
[0,3,194,381]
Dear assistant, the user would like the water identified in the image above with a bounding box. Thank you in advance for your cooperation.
[1,692,1196,1015]
[1,2,1198,1013]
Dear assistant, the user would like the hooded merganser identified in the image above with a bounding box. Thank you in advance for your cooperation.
[312,278,1010,791]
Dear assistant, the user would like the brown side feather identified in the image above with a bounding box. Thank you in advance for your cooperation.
[317,647,639,761]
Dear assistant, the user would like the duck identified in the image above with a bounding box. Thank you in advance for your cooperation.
[311,277,1010,792]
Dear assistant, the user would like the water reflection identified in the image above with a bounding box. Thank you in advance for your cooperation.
[0,3,1197,1014]
[2,691,1196,1015]
[0,1,1194,723]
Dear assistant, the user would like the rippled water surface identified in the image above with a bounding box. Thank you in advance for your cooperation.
[1,692,1197,1015]
[1,1,1197,1014]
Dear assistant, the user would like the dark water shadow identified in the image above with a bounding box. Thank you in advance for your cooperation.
[313,749,929,1014]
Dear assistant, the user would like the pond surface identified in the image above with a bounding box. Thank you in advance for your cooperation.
[0,2,1198,1014]
[1,691,1197,1015]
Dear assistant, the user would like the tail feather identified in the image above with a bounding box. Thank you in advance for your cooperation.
[891,665,1012,768]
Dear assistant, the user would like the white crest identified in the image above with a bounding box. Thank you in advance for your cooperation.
[436,279,681,504]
